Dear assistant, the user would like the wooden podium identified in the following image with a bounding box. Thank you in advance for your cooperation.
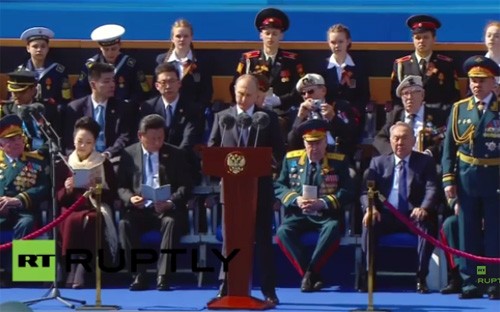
[202,147,274,310]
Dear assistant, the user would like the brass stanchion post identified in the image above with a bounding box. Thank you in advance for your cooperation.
[352,180,390,312]
[77,177,120,310]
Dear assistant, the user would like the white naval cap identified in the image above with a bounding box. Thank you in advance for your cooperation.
[396,75,424,97]
[20,27,54,43]
[90,24,125,46]
[296,73,325,92]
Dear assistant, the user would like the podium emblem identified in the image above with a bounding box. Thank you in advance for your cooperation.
[225,151,246,175]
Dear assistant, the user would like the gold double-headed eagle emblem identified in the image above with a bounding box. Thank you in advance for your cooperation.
[225,151,246,175]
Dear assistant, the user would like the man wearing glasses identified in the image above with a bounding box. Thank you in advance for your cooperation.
[287,73,357,162]
[374,75,447,161]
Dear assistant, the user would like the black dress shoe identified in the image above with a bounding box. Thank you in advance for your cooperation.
[216,280,227,298]
[129,274,149,291]
[156,275,170,291]
[487,286,500,300]
[300,272,314,292]
[459,286,483,299]
[263,290,279,305]
[440,280,462,294]
[416,279,430,294]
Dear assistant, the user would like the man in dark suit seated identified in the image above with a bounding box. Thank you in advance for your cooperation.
[374,75,447,162]
[117,114,193,291]
[208,74,285,305]
[360,121,438,294]
[275,119,354,292]
[63,62,131,159]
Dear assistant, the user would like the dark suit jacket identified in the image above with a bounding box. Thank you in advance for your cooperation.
[360,151,438,213]
[63,95,131,157]
[117,142,192,210]
[139,95,201,150]
[373,105,447,161]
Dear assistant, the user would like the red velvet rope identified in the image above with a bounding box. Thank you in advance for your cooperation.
[0,194,88,251]
[383,199,500,264]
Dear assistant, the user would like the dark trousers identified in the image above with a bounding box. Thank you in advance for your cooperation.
[276,213,341,276]
[119,208,183,276]
[361,208,437,278]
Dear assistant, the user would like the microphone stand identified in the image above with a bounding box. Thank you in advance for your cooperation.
[23,112,86,309]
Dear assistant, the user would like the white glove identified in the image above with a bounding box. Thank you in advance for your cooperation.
[263,93,281,108]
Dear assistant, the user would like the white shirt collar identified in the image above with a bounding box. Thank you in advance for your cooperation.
[474,93,494,107]
[167,50,193,63]
[162,94,180,112]
[394,154,411,166]
[415,53,432,65]
[236,104,255,117]
[327,53,355,69]
[91,96,108,109]
[405,104,425,121]
[141,145,158,158]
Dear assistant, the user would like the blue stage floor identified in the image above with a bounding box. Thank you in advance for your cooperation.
[1,286,499,312]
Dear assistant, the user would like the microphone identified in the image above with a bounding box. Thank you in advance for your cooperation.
[218,114,236,147]
[236,113,252,147]
[251,111,270,147]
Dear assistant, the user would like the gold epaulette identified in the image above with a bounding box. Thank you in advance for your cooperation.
[437,54,453,62]
[281,51,298,60]
[286,149,305,158]
[327,152,345,161]
[22,150,44,161]
[244,50,261,59]
[396,55,412,63]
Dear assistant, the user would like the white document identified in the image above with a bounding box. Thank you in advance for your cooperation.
[302,185,318,200]
[141,184,171,202]
[73,164,103,189]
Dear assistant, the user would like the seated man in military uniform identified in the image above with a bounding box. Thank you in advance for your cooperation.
[275,119,354,292]
[0,114,50,287]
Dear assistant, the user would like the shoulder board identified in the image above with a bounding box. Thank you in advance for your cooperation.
[454,97,472,107]
[436,54,453,62]
[23,151,44,161]
[56,64,65,73]
[281,51,298,59]
[127,57,136,67]
[286,149,305,159]
[243,50,261,59]
[396,55,412,63]
[327,152,345,161]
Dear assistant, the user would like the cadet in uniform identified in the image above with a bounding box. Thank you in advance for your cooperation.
[390,15,460,113]
[0,115,50,285]
[441,56,500,300]
[231,8,305,137]
[73,24,150,106]
[16,27,72,114]
[275,119,353,292]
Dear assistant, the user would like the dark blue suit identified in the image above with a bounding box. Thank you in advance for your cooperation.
[360,151,438,279]
[63,96,131,157]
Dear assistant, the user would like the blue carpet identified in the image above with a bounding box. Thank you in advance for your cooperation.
[1,287,499,312]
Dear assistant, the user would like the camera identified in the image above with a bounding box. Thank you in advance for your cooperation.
[309,99,322,119]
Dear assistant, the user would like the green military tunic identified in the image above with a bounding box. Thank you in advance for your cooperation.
[441,95,500,290]
[274,149,353,276]
[0,149,50,238]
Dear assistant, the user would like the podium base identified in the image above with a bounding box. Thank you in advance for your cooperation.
[207,296,274,310]
[76,304,121,310]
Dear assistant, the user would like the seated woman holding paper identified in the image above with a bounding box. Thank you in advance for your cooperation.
[57,116,118,289]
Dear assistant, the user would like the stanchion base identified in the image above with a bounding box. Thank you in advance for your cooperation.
[351,308,391,312]
[207,296,274,310]
[23,287,86,309]
[76,304,121,310]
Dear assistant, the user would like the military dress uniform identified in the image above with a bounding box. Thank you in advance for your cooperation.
[72,24,150,103]
[275,119,353,291]
[16,27,72,113]
[441,56,500,299]
[0,115,50,239]
[390,15,460,111]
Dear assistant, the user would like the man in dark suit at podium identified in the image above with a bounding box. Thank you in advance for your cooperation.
[208,74,285,305]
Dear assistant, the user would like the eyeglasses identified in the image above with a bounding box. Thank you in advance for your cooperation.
[157,79,179,86]
[401,89,423,97]
[301,89,315,96]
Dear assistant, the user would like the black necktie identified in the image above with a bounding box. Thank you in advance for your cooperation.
[397,160,408,213]
[477,101,485,117]
[308,162,317,186]
[407,114,416,130]
[419,59,427,75]
[267,57,273,68]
